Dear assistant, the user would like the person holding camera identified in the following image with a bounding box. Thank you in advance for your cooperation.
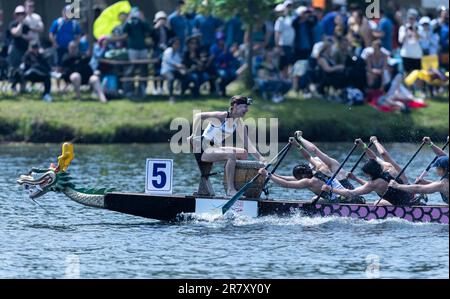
[398,9,423,74]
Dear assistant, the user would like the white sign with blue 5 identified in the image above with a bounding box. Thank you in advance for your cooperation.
[145,159,173,195]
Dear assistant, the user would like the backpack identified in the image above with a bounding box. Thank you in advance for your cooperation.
[345,87,364,106]
[101,75,119,96]
[53,17,79,36]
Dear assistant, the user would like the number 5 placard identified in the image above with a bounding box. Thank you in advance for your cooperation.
[145,159,173,194]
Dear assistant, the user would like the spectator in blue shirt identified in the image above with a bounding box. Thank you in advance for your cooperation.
[374,9,394,52]
[168,1,188,50]
[194,13,223,51]
[49,5,81,67]
[312,7,325,43]
[185,10,197,37]
[320,6,339,37]
[225,14,244,50]
[293,7,315,61]
[433,7,449,58]
[109,7,152,98]
[320,4,348,38]
[210,32,238,97]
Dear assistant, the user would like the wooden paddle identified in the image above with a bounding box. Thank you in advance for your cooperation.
[311,142,359,205]
[374,141,426,206]
[415,139,449,183]
[222,143,292,214]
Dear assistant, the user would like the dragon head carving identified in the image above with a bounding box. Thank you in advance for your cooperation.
[17,167,76,199]
[17,142,75,199]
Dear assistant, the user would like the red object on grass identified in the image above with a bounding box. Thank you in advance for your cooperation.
[366,90,427,112]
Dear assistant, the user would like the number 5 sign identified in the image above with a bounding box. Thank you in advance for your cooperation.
[145,159,173,194]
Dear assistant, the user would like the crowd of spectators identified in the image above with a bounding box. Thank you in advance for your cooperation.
[0,0,448,108]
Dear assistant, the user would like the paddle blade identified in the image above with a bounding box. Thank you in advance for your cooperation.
[222,178,257,214]
[311,192,323,205]
[222,143,291,214]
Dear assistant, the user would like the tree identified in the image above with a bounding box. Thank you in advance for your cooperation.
[184,0,283,87]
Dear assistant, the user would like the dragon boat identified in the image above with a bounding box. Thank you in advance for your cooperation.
[16,143,449,224]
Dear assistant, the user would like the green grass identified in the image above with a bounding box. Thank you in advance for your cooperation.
[0,86,448,143]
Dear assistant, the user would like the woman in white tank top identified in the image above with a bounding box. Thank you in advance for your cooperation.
[190,95,266,196]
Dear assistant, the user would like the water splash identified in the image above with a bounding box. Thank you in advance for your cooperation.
[176,210,447,229]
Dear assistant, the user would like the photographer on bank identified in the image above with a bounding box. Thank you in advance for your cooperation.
[398,9,423,74]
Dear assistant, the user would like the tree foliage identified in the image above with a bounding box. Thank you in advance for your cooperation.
[184,0,283,28]
[183,0,284,87]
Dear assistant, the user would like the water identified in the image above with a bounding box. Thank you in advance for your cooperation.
[0,143,448,278]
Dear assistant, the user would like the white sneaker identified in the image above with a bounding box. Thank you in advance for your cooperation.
[303,92,312,99]
[51,72,62,79]
[271,95,284,103]
[43,94,53,102]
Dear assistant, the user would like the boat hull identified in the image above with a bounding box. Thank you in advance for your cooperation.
[103,192,449,224]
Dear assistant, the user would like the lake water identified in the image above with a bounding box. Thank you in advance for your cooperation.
[0,143,448,278]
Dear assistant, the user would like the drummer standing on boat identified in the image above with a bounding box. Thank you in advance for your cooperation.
[189,95,266,196]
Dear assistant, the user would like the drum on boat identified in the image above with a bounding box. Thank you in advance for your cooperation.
[223,160,265,198]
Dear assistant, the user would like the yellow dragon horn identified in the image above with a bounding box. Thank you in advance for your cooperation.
[57,142,74,172]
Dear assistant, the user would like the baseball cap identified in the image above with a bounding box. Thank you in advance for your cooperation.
[15,5,26,14]
[154,11,167,23]
[419,16,431,25]
[296,6,308,15]
[274,4,285,12]
[433,156,449,170]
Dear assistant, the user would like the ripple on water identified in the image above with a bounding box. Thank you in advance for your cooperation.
[1,143,448,278]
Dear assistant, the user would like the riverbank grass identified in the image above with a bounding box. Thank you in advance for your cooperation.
[1,90,448,143]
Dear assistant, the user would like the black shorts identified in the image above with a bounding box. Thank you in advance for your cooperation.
[279,46,294,70]
[402,57,421,74]
[383,189,414,206]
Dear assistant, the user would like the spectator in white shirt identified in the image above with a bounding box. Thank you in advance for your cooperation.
[418,16,439,56]
[161,37,187,103]
[274,1,295,75]
[398,9,423,74]
[24,0,44,45]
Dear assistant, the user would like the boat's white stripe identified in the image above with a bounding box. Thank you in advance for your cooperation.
[195,198,258,217]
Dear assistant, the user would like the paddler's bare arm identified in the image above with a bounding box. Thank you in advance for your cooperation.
[355,138,377,160]
[417,178,433,185]
[423,137,448,157]
[370,136,404,176]
[273,174,297,181]
[289,137,319,167]
[347,172,367,186]
[259,169,311,189]
[295,131,339,170]
[322,182,375,198]
[389,180,445,195]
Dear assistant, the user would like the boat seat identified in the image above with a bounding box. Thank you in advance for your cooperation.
[190,137,215,197]
[194,158,215,197]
